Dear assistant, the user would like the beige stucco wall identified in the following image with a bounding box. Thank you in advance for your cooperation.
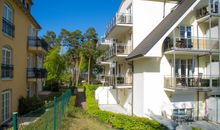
[0,0,39,124]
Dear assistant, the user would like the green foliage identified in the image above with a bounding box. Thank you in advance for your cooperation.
[192,127,202,130]
[84,84,166,130]
[43,46,71,83]
[18,96,45,115]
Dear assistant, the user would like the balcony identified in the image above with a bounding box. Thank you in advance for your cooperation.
[97,55,111,65]
[97,38,111,50]
[106,44,132,60]
[27,68,47,79]
[100,75,132,88]
[27,37,48,53]
[2,17,15,37]
[196,1,220,21]
[164,37,219,54]
[1,64,13,79]
[105,13,133,38]
[164,75,220,90]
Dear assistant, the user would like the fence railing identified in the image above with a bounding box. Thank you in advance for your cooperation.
[6,89,72,130]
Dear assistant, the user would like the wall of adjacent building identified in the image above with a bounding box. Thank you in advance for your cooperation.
[133,0,176,49]
[0,0,38,124]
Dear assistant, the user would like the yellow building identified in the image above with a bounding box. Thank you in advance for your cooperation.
[0,0,47,124]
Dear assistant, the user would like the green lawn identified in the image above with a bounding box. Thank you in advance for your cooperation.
[61,96,115,130]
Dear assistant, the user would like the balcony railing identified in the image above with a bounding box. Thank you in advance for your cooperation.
[99,74,132,87]
[27,68,47,79]
[106,13,133,35]
[164,75,220,89]
[164,37,219,52]
[1,64,13,79]
[105,44,132,59]
[196,1,220,19]
[27,37,48,52]
[2,17,15,37]
[97,55,107,63]
[97,38,112,47]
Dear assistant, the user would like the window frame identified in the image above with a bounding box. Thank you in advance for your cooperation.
[2,47,13,80]
[1,90,11,123]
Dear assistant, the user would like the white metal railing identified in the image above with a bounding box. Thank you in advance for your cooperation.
[164,75,220,89]
[105,44,132,58]
[97,74,132,86]
[97,38,112,47]
[164,37,219,52]
[196,1,220,19]
[106,13,133,36]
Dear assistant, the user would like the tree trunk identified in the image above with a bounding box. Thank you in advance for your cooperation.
[88,56,91,84]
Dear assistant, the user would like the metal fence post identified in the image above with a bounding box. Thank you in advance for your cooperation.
[54,97,57,130]
[62,94,64,116]
[13,112,18,130]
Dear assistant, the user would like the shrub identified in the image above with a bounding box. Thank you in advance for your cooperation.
[84,84,167,130]
[18,96,45,115]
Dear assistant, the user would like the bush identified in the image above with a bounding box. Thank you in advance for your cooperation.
[18,96,45,115]
[84,84,167,130]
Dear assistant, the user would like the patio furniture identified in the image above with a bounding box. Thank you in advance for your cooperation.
[171,108,194,124]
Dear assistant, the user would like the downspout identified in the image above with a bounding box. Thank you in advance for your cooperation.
[217,0,220,122]
[131,61,134,116]
[163,0,167,18]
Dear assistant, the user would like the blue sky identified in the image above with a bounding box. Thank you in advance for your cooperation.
[31,0,121,38]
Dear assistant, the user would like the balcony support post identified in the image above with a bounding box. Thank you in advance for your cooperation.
[172,31,176,88]
[209,53,212,88]
[218,4,220,88]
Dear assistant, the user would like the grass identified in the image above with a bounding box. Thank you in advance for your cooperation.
[61,96,115,130]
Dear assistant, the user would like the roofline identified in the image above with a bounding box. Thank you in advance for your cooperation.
[13,0,41,29]
[127,0,200,60]
[126,54,143,61]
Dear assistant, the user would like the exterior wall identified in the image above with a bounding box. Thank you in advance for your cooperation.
[95,87,117,105]
[133,59,145,116]
[118,0,132,13]
[133,0,176,49]
[117,88,132,113]
[0,0,39,124]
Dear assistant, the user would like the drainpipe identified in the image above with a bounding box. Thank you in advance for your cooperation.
[209,8,212,88]
[131,61,134,116]
[217,0,220,122]
[163,0,166,18]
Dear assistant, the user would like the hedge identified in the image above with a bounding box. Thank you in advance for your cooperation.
[84,84,167,130]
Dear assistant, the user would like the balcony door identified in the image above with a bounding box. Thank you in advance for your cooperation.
[27,54,35,68]
[179,26,192,48]
[175,59,194,86]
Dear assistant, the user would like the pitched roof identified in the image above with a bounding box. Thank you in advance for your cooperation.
[127,0,197,60]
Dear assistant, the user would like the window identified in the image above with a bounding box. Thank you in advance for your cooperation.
[4,4,13,22]
[179,26,192,48]
[1,91,11,123]
[210,0,219,14]
[2,47,13,79]
[2,3,14,37]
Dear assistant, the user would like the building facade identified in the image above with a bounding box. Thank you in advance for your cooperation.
[0,0,47,124]
[97,0,220,123]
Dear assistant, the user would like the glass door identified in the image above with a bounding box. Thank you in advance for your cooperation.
[180,26,192,48]
[2,91,10,123]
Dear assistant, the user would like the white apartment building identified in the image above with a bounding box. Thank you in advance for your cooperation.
[97,0,220,123]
